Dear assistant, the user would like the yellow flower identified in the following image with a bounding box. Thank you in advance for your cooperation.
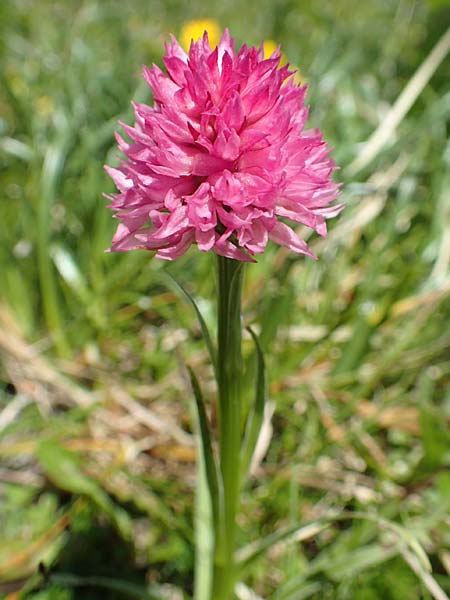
[263,39,305,85]
[263,39,283,62]
[180,19,221,51]
[291,66,305,86]
[36,95,54,116]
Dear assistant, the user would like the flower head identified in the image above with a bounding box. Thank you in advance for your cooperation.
[105,30,343,262]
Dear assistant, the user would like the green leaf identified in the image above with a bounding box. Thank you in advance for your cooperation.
[236,520,330,572]
[189,367,222,600]
[241,326,267,480]
[29,585,74,600]
[419,377,450,469]
[165,273,217,378]
[274,544,399,600]
[278,582,323,600]
[236,511,431,575]
[188,368,222,528]
[193,423,214,600]
[48,573,165,599]
[50,244,91,305]
[322,543,399,581]
[37,439,132,540]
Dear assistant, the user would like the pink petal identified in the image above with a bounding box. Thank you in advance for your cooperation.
[104,166,133,192]
[155,230,195,260]
[151,205,189,239]
[269,221,317,258]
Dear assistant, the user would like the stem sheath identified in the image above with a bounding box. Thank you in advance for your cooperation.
[213,255,244,600]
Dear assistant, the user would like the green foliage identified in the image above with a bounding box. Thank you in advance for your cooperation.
[1,0,450,598]
[37,439,133,539]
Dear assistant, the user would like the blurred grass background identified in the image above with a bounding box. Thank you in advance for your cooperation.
[1,0,450,598]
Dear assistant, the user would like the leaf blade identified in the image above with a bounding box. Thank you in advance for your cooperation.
[165,273,217,379]
[37,439,132,540]
[241,326,267,480]
[188,367,222,528]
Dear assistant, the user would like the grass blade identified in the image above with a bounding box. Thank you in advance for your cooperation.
[236,520,330,572]
[194,419,215,600]
[49,573,166,600]
[241,326,267,480]
[236,510,431,574]
[166,273,217,378]
[37,439,132,540]
[188,367,222,528]
[189,366,223,599]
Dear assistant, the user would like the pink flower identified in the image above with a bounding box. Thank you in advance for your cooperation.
[105,30,343,262]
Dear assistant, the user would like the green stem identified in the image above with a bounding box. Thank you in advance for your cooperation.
[213,255,244,600]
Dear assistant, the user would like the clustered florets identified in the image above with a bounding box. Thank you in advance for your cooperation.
[105,30,342,261]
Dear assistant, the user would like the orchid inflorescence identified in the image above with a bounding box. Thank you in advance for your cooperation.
[105,29,342,262]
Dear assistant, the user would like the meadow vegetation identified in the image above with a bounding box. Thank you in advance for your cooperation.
[0,0,450,598]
